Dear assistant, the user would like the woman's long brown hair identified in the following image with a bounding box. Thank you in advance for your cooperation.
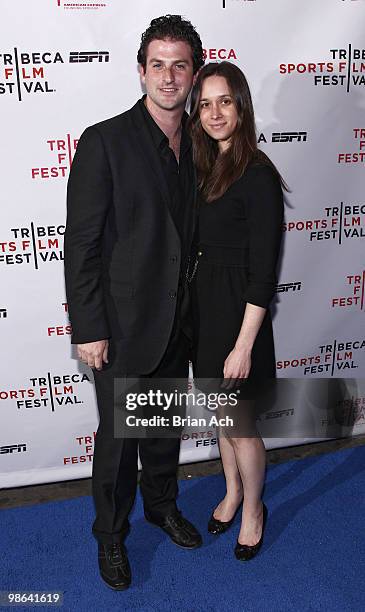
[188,61,287,202]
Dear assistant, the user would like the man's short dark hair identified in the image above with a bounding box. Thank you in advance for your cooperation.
[137,14,204,75]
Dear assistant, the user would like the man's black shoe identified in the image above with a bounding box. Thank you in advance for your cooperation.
[145,510,202,549]
[98,542,131,590]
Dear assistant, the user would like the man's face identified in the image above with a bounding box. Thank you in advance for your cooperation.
[139,38,195,112]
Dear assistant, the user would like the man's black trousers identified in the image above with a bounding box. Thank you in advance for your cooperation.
[91,321,189,546]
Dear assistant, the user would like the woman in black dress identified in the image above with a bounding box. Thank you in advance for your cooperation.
[188,62,285,560]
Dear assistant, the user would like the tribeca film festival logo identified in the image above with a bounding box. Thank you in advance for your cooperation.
[283,202,365,243]
[330,397,365,429]
[0,372,90,411]
[64,433,96,466]
[258,131,307,144]
[277,338,365,376]
[338,128,365,165]
[0,222,64,268]
[57,0,107,9]
[0,49,109,101]
[181,430,217,449]
[203,48,238,62]
[31,135,78,180]
[47,302,72,338]
[332,271,365,310]
[280,45,365,92]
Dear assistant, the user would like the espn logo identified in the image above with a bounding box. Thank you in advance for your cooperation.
[272,132,307,143]
[0,444,27,454]
[276,282,302,292]
[69,51,109,63]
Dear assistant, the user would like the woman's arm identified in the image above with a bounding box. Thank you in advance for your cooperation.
[223,303,266,381]
[223,164,284,384]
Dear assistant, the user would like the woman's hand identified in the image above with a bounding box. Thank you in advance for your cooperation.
[222,345,251,389]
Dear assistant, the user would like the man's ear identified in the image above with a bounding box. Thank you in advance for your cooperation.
[138,63,146,83]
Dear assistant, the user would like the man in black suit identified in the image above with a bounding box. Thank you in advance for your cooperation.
[64,15,204,590]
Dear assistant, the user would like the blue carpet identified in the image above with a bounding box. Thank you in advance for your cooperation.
[1,445,365,612]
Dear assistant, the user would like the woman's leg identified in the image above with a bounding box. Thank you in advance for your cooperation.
[221,398,266,545]
[212,434,243,521]
[231,433,266,545]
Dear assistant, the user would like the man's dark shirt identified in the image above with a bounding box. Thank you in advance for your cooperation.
[138,97,193,283]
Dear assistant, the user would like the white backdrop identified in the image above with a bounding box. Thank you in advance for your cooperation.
[1,0,365,487]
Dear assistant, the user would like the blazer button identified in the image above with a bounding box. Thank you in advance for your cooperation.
[170,255,178,263]
[169,291,177,298]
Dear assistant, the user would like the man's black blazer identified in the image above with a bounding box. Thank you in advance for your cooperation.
[64,100,196,374]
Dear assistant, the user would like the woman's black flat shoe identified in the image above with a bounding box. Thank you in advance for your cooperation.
[234,502,268,561]
[208,514,235,535]
[208,501,242,535]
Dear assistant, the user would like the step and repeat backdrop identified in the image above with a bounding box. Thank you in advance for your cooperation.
[1,0,365,487]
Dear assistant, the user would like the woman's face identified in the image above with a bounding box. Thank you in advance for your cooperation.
[199,75,238,152]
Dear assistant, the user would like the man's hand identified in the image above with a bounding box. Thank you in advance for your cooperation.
[77,340,109,371]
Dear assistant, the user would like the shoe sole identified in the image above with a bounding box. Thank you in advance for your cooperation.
[234,540,264,561]
[171,539,202,550]
[100,573,131,591]
[145,518,202,549]
[234,551,262,562]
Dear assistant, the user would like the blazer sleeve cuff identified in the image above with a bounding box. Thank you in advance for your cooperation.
[70,323,111,345]
[243,284,275,309]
